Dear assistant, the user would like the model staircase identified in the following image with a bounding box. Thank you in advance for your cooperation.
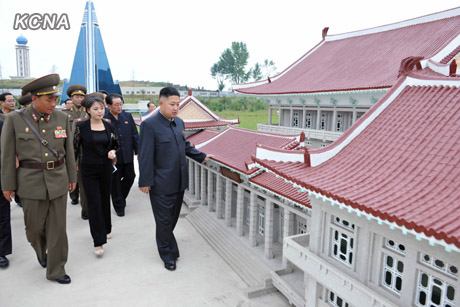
[186,206,276,298]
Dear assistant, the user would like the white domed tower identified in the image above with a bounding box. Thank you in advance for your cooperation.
[15,35,30,78]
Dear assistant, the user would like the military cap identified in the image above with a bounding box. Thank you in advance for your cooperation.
[22,74,61,96]
[67,84,87,97]
[18,93,32,106]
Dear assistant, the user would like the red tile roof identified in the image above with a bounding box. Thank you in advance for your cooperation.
[234,9,460,95]
[250,172,310,208]
[254,73,460,249]
[195,126,302,174]
[185,120,239,130]
[187,129,220,147]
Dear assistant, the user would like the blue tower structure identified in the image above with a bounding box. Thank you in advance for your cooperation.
[61,1,122,101]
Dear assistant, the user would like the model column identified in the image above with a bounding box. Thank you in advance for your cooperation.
[215,175,223,219]
[224,179,233,227]
[188,160,195,196]
[283,208,294,239]
[200,167,207,206]
[236,185,244,236]
[249,191,258,247]
[264,200,274,259]
[194,163,200,201]
[207,170,214,212]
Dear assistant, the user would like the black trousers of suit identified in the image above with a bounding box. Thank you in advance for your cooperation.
[81,162,113,247]
[111,162,135,214]
[0,192,12,257]
[149,190,184,263]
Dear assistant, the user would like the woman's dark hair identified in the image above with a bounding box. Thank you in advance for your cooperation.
[83,95,105,114]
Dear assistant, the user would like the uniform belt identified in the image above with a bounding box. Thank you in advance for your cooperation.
[19,158,65,170]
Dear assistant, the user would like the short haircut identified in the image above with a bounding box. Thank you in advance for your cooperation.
[83,95,105,111]
[159,87,180,99]
[147,102,154,107]
[106,93,124,105]
[98,90,108,95]
[0,93,13,102]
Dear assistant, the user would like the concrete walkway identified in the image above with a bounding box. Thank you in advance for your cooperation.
[0,163,289,307]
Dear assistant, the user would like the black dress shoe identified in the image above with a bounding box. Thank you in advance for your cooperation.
[71,199,79,205]
[116,210,125,217]
[81,214,88,220]
[37,254,47,268]
[0,256,9,268]
[54,274,71,284]
[164,260,176,271]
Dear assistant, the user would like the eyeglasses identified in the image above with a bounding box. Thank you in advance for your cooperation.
[5,99,15,102]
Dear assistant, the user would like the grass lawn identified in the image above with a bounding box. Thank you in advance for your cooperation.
[214,109,278,130]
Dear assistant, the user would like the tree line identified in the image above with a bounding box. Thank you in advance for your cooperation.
[211,42,277,91]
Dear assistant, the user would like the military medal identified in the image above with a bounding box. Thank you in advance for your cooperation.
[25,127,29,132]
[55,126,67,138]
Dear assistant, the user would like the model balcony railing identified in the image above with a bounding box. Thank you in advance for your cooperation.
[257,124,343,142]
[283,233,396,307]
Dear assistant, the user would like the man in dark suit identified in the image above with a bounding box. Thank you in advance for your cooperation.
[105,93,139,216]
[138,87,212,271]
[0,119,12,268]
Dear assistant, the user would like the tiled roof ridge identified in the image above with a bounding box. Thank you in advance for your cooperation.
[440,45,460,64]
[325,7,460,42]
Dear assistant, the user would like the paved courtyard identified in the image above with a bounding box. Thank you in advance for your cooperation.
[0,162,289,307]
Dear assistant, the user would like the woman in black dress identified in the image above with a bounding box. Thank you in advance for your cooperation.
[74,95,118,256]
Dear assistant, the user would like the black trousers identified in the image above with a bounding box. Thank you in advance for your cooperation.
[81,162,113,247]
[149,190,184,263]
[0,192,12,257]
[111,162,135,213]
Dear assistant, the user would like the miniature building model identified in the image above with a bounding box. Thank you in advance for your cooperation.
[185,7,460,307]
[233,8,460,149]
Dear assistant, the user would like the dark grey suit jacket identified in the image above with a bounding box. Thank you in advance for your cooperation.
[138,112,206,195]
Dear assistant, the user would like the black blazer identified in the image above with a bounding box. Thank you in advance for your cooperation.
[104,111,139,164]
[138,112,206,195]
[74,120,119,165]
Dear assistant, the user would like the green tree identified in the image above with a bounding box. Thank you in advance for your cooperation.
[211,42,251,86]
[211,63,226,92]
[262,59,277,78]
[252,62,263,81]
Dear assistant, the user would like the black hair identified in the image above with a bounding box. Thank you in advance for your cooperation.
[0,93,13,102]
[106,93,124,105]
[83,95,105,113]
[98,90,108,95]
[147,102,154,107]
[159,87,180,99]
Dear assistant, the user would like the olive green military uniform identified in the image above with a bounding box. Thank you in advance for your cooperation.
[0,75,77,281]
[62,84,88,217]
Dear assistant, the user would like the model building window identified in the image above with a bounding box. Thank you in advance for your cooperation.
[321,113,327,130]
[328,290,351,307]
[331,216,355,267]
[293,111,299,127]
[336,114,343,131]
[416,271,455,307]
[258,206,265,235]
[382,254,404,294]
[420,253,458,279]
[385,238,406,255]
[305,113,312,128]
[297,220,307,234]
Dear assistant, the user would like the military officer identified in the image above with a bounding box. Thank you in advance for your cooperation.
[1,74,77,284]
[62,84,88,219]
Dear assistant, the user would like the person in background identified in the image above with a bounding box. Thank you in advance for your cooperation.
[0,93,16,119]
[147,102,156,113]
[0,119,11,268]
[64,98,73,109]
[104,93,138,217]
[74,95,118,256]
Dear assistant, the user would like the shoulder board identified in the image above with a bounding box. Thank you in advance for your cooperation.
[103,118,111,124]
[62,107,71,112]
[75,117,89,124]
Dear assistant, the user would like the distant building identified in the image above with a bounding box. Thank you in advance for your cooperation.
[61,0,122,101]
[12,35,30,79]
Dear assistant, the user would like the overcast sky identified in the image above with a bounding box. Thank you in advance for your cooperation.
[0,0,459,90]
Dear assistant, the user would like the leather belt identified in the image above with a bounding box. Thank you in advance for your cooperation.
[19,158,65,170]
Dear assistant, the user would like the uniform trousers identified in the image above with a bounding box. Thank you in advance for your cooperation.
[81,162,112,247]
[0,191,12,257]
[149,190,184,263]
[22,193,68,280]
[70,165,88,216]
[111,162,135,214]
